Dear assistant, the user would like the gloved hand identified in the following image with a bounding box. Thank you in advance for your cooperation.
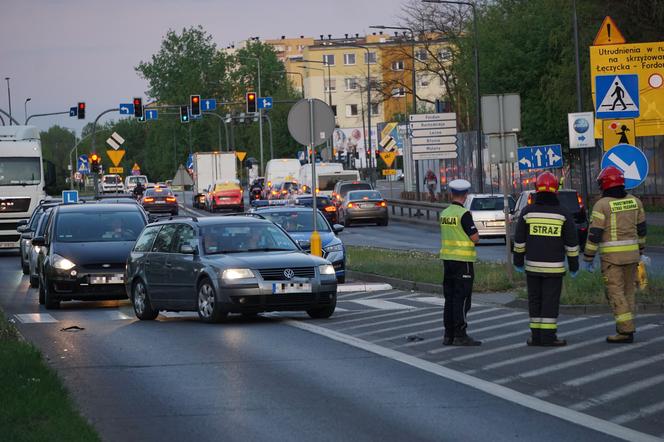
[569,270,579,278]
[513,265,525,274]
[583,261,595,272]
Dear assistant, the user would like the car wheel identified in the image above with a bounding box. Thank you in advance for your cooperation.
[307,297,336,319]
[43,275,60,310]
[29,275,38,288]
[197,278,227,323]
[132,280,159,320]
[377,218,388,226]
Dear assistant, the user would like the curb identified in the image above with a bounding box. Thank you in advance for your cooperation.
[346,270,441,293]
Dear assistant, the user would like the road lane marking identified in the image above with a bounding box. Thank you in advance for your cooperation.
[612,400,664,425]
[348,299,417,311]
[15,313,57,323]
[337,310,441,332]
[337,283,393,293]
[355,317,442,338]
[412,296,445,306]
[284,319,660,442]
[570,373,664,411]
[324,309,433,327]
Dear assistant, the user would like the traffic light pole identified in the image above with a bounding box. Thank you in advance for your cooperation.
[90,108,120,198]
[257,60,265,176]
[25,110,70,125]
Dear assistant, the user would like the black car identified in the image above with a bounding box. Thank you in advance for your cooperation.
[509,189,588,249]
[141,188,179,215]
[289,195,338,224]
[125,216,337,322]
[18,199,61,274]
[33,203,148,309]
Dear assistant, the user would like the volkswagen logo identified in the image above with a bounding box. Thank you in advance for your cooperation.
[283,268,295,279]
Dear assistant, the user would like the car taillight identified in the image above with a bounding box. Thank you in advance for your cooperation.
[347,202,354,208]
[143,197,155,203]
[527,194,533,205]
[577,192,584,208]
[376,201,387,207]
[166,196,176,203]
[324,206,336,212]
[282,190,288,194]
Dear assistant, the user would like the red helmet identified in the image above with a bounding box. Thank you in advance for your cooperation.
[535,172,558,193]
[597,166,625,190]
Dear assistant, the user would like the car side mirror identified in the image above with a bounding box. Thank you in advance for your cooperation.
[297,239,311,251]
[17,225,29,233]
[21,232,33,239]
[32,237,46,247]
[180,244,196,254]
[509,208,515,215]
[17,219,28,228]
[332,224,344,234]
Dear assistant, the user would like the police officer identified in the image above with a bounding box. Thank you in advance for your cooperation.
[513,172,579,346]
[583,166,646,344]
[439,179,481,346]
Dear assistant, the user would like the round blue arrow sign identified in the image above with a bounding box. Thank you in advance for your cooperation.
[600,144,648,190]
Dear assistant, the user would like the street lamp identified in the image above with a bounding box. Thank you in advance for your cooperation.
[4,77,12,126]
[237,54,264,175]
[295,59,332,106]
[296,66,327,98]
[24,98,31,124]
[422,0,484,193]
[271,70,305,98]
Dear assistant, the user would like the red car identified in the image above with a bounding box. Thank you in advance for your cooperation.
[206,181,244,213]
[141,188,178,215]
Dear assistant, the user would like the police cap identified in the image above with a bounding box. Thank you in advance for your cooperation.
[449,179,471,194]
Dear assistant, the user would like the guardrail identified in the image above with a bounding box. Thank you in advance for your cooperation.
[385,198,448,222]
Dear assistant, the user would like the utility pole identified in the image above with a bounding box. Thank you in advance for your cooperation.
[572,0,589,204]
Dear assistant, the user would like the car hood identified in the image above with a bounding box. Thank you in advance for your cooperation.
[286,231,337,247]
[470,210,505,222]
[206,250,329,268]
[53,241,136,266]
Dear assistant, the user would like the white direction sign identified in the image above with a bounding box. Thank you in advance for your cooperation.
[106,132,125,150]
[411,127,457,137]
[409,113,456,122]
[567,112,595,149]
[409,120,457,130]
[411,136,457,146]
[413,152,458,160]
[413,144,457,153]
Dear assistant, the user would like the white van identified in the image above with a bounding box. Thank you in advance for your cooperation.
[265,158,301,189]
[124,175,148,192]
[99,174,123,193]
[298,162,343,193]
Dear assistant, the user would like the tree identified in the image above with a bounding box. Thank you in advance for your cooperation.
[40,126,75,192]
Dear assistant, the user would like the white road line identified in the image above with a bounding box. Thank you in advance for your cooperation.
[493,326,664,385]
[570,373,664,411]
[284,319,660,442]
[412,296,445,306]
[326,309,432,327]
[337,283,393,293]
[534,352,664,399]
[338,310,441,332]
[337,291,367,299]
[612,399,664,425]
[348,299,417,311]
[355,317,442,338]
[15,313,58,323]
[103,311,133,320]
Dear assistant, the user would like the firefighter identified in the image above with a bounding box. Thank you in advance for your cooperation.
[583,166,646,344]
[439,179,481,346]
[513,172,579,346]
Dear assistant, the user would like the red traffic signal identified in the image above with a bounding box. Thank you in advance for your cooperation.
[77,102,86,120]
[133,97,143,118]
[246,92,257,113]
[89,153,101,172]
[190,95,201,116]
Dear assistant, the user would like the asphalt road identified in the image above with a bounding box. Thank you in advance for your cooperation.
[0,255,621,442]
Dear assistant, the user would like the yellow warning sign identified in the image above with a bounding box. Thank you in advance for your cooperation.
[235,151,247,162]
[106,149,125,167]
[379,151,397,167]
[593,16,626,46]
[109,167,124,174]
[382,169,397,176]
[379,122,398,151]
[602,119,636,151]
[132,163,141,171]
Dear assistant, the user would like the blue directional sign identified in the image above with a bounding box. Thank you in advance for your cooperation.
[258,97,273,110]
[202,98,216,111]
[69,107,78,117]
[77,154,89,174]
[601,143,649,190]
[595,74,640,119]
[517,144,563,170]
[186,154,193,170]
[62,190,79,205]
[145,109,158,121]
[119,103,135,115]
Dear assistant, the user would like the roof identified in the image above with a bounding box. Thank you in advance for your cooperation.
[252,206,317,214]
[155,215,268,227]
[57,203,143,213]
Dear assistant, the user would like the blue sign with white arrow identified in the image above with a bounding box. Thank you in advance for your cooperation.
[119,103,135,115]
[69,107,78,117]
[595,74,640,119]
[145,109,158,121]
[258,97,273,110]
[202,98,216,111]
[77,154,89,174]
[517,144,563,170]
[186,154,193,170]
[601,143,648,190]
[62,190,79,205]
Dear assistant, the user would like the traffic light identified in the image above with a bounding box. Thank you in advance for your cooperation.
[133,97,143,118]
[246,92,257,113]
[190,95,201,116]
[89,153,101,173]
[77,102,86,120]
[180,105,190,123]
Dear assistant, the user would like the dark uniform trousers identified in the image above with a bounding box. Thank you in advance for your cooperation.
[443,260,474,338]
[526,275,563,344]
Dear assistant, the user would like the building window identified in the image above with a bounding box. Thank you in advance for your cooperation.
[325,78,337,92]
[343,53,356,65]
[438,48,452,60]
[364,52,377,64]
[391,87,406,97]
[415,49,428,61]
[346,104,359,117]
[344,77,359,91]
[419,77,430,88]
[332,105,337,116]
[323,54,335,66]
[370,103,380,116]
[391,60,405,71]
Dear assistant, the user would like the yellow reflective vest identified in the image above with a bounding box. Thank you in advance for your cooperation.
[439,204,476,262]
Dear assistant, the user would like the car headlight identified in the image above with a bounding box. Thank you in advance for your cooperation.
[32,245,42,254]
[221,268,254,280]
[319,264,335,275]
[53,254,76,270]
[324,243,344,253]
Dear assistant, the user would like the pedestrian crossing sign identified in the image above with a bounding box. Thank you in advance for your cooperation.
[595,74,640,119]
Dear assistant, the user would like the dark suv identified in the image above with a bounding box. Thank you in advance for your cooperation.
[509,189,588,250]
[332,180,373,208]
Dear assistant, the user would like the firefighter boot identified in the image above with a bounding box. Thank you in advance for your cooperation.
[606,333,634,344]
[526,328,541,346]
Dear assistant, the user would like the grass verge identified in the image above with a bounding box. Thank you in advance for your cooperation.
[346,246,525,292]
[0,311,99,442]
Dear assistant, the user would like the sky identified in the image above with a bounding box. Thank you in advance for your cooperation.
[1,0,407,135]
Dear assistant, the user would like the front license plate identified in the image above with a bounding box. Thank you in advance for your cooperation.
[90,274,124,284]
[0,241,16,248]
[272,282,312,294]
[486,221,505,227]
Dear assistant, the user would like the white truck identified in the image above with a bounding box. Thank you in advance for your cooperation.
[265,158,301,189]
[298,162,343,193]
[0,126,48,249]
[316,169,361,197]
[192,152,237,209]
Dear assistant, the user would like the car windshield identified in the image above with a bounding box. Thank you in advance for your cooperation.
[201,223,298,254]
[129,176,147,185]
[347,190,382,200]
[282,182,298,191]
[0,157,41,186]
[103,175,121,184]
[340,183,371,196]
[54,210,145,242]
[261,211,330,232]
[470,197,515,211]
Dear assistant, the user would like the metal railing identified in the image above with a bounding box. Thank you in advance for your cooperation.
[385,198,448,222]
